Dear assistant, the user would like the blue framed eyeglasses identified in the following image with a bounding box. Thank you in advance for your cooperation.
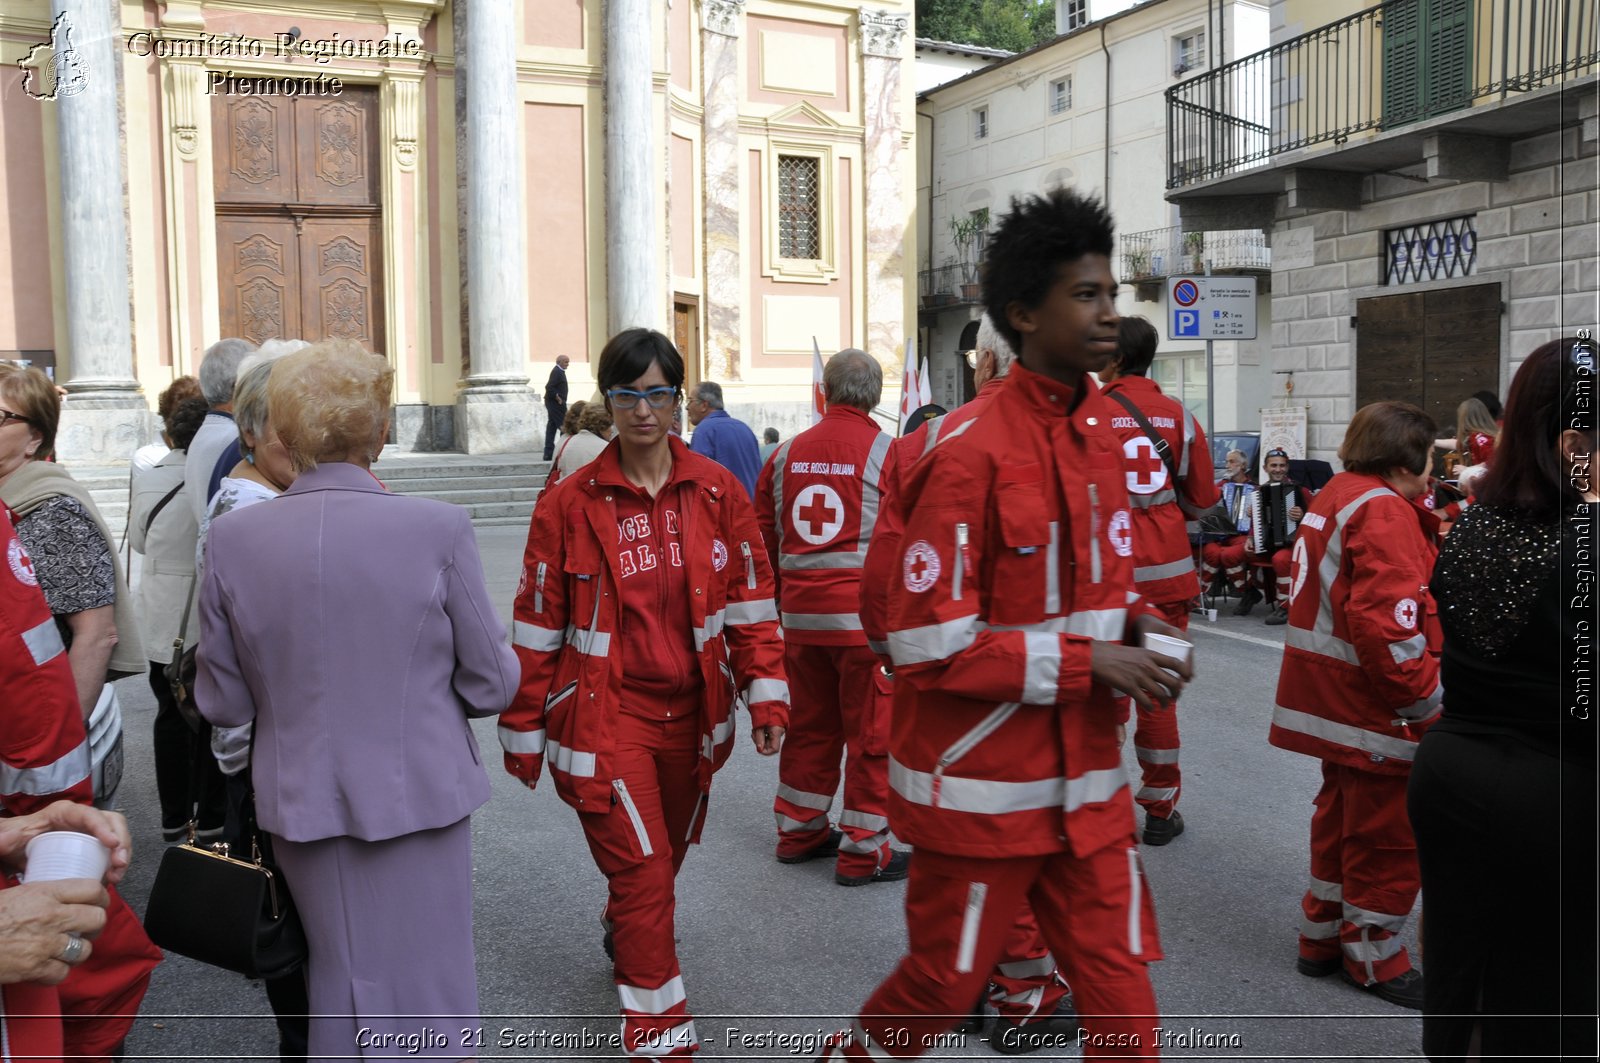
[607,386,678,410]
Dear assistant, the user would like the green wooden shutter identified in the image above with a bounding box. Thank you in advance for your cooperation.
[1422,0,1472,118]
[1383,0,1424,127]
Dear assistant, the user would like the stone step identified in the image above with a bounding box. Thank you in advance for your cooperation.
[375,474,546,495]
[405,487,542,505]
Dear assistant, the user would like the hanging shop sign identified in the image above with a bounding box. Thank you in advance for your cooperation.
[1384,216,1477,285]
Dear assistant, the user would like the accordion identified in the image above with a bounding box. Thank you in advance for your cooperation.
[1251,482,1300,554]
[1194,481,1254,541]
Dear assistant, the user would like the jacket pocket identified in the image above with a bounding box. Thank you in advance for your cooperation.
[860,666,893,757]
[564,538,604,631]
[929,702,1020,808]
[991,475,1051,625]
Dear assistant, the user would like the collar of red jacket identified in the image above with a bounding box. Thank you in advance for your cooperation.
[1101,374,1161,397]
[583,432,726,497]
[823,405,878,428]
[1000,359,1106,426]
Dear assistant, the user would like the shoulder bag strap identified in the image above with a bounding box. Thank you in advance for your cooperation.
[1106,390,1181,487]
[144,479,186,539]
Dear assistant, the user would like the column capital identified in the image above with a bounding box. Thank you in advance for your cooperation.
[701,0,746,38]
[858,9,908,59]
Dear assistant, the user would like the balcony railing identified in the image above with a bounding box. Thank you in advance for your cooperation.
[918,264,982,310]
[1166,0,1600,189]
[1119,227,1271,282]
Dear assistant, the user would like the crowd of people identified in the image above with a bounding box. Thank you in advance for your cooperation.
[0,187,1593,1063]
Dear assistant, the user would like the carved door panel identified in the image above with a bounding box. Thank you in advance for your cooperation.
[299,219,383,350]
[673,296,700,384]
[213,96,296,206]
[295,94,379,207]
[218,218,301,346]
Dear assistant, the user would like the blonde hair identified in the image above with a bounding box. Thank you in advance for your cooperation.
[1456,397,1499,445]
[0,364,60,460]
[232,341,307,453]
[577,401,614,437]
[266,341,393,472]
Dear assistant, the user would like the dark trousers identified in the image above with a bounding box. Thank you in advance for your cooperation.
[544,405,565,461]
[1408,728,1598,1062]
[148,665,226,831]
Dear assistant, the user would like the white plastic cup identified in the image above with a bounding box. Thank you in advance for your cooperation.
[1143,632,1194,677]
[22,831,110,884]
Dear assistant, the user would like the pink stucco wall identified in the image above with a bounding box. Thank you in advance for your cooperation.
[0,70,55,352]
[525,101,589,363]
[670,133,695,280]
[525,0,585,50]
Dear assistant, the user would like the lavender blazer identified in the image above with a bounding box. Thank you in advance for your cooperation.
[196,463,518,843]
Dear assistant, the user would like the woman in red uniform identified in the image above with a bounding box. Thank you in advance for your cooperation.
[500,328,789,1059]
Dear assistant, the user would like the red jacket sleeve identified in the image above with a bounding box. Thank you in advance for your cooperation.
[861,438,909,667]
[1343,497,1444,722]
[500,491,570,788]
[754,452,781,596]
[721,486,790,732]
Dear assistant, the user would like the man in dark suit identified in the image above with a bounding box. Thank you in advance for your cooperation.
[543,354,570,461]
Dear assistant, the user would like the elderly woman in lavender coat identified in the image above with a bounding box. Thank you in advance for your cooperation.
[196,341,518,1062]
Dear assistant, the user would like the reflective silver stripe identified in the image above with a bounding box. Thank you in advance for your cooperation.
[1308,876,1343,903]
[569,626,611,656]
[867,638,889,656]
[888,614,984,665]
[857,432,893,546]
[0,740,90,797]
[1044,522,1060,614]
[1344,931,1404,963]
[21,618,64,667]
[781,611,864,631]
[891,757,1065,814]
[1312,487,1394,659]
[937,703,1018,770]
[1301,916,1341,940]
[1136,785,1178,802]
[995,986,1045,1018]
[533,561,547,613]
[777,782,834,811]
[956,881,987,973]
[1134,557,1196,583]
[770,439,797,533]
[1398,680,1445,722]
[693,609,725,652]
[1127,488,1177,509]
[781,551,864,571]
[613,779,654,857]
[1127,847,1143,956]
[684,793,705,842]
[512,621,564,652]
[1021,631,1060,703]
[840,809,889,832]
[1134,745,1180,765]
[498,727,546,755]
[1179,409,1198,478]
[996,956,1055,981]
[628,1019,697,1058]
[1343,903,1409,934]
[1066,766,1129,811]
[1271,706,1419,761]
[937,419,977,448]
[777,813,830,832]
[991,609,1127,643]
[838,834,883,854]
[744,677,788,705]
[617,975,685,1014]
[1389,634,1427,665]
[725,598,778,625]
[922,415,945,455]
[1087,483,1102,583]
[547,739,598,777]
[1285,624,1361,667]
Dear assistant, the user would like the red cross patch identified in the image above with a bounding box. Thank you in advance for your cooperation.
[1108,510,1133,557]
[1122,437,1169,495]
[903,540,940,592]
[7,537,36,587]
[711,538,728,572]
[1394,597,1418,630]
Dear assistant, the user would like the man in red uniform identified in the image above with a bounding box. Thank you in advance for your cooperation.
[1256,449,1309,625]
[1096,315,1217,845]
[1269,401,1442,1010]
[758,348,908,885]
[824,189,1190,1061]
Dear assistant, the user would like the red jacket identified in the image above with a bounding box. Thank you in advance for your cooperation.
[500,436,789,818]
[755,406,893,646]
[1099,375,1218,603]
[1270,473,1443,775]
[884,364,1153,860]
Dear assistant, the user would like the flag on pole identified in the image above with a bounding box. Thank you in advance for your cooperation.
[914,337,931,408]
[811,337,827,424]
[898,340,919,434]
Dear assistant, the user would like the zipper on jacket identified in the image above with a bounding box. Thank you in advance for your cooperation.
[613,779,654,857]
[534,561,548,614]
[1087,484,1103,584]
[741,540,757,590]
[954,523,971,601]
[1127,848,1143,955]
[930,702,1019,807]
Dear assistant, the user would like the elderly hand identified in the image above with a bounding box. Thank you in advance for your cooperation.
[0,880,108,986]
[751,725,785,756]
[0,801,132,887]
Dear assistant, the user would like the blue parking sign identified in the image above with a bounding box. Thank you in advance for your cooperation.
[1173,309,1200,337]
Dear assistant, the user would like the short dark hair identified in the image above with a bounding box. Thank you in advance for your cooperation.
[763,427,779,444]
[1115,316,1159,377]
[1476,337,1594,518]
[596,328,685,396]
[1470,389,1503,421]
[982,188,1115,355]
[167,396,211,452]
[1338,401,1437,476]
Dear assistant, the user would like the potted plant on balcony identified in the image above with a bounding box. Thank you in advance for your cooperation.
[921,259,956,309]
[1184,231,1206,272]
[950,208,989,301]
[1126,247,1153,279]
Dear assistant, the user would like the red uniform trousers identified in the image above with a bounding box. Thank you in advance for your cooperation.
[1198,538,1248,592]
[1269,547,1292,601]
[580,712,702,1059]
[987,906,1070,1022]
[1298,762,1418,986]
[1132,601,1188,820]
[773,643,890,877]
[827,846,1161,1060]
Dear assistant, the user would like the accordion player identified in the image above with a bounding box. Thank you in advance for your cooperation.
[1250,481,1301,554]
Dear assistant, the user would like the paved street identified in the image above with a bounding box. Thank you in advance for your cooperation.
[110,525,1423,1061]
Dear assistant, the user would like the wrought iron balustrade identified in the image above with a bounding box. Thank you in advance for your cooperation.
[1165,0,1600,189]
[1120,226,1271,281]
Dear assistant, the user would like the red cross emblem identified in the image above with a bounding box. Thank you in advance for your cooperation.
[7,537,37,587]
[903,540,940,592]
[1394,597,1418,630]
[1122,437,1168,495]
[1108,510,1133,557]
[791,484,845,546]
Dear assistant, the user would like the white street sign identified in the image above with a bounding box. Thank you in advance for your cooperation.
[1168,276,1258,340]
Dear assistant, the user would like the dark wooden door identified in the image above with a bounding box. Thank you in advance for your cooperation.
[1357,282,1500,432]
[673,296,700,381]
[214,88,382,351]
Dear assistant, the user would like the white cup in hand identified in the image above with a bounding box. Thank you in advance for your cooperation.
[23,831,111,884]
[1142,632,1194,680]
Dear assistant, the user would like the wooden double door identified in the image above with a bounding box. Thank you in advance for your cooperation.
[214,88,383,350]
[1356,283,1501,434]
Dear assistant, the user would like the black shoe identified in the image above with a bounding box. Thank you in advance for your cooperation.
[1142,811,1185,846]
[1341,967,1423,1010]
[776,828,843,865]
[991,996,1084,1055]
[1233,586,1264,616]
[954,990,988,1035]
[602,929,614,960]
[1297,955,1341,978]
[836,849,911,886]
[1264,604,1289,626]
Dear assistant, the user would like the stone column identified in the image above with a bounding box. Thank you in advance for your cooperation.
[605,0,662,334]
[858,9,909,373]
[700,0,744,380]
[50,0,149,463]
[456,0,539,453]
